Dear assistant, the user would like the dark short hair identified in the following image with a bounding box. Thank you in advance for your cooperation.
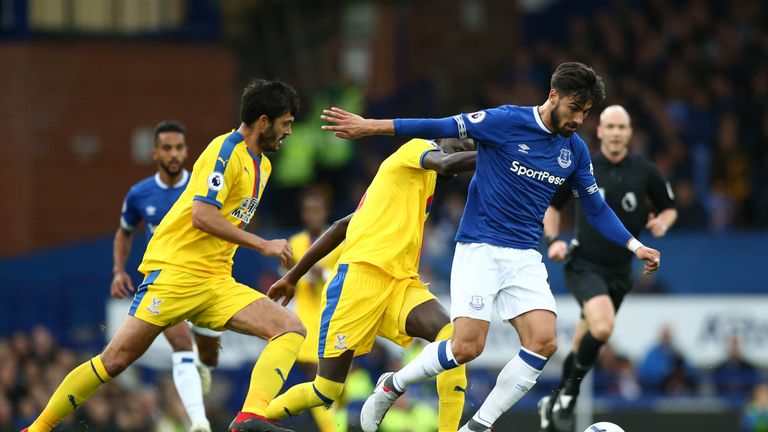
[154,121,186,144]
[240,79,299,126]
[550,62,606,107]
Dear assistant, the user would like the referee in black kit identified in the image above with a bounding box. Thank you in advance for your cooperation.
[538,105,677,432]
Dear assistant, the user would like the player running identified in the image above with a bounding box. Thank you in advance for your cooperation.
[538,105,677,432]
[265,138,475,432]
[24,79,305,432]
[112,120,222,432]
[320,62,661,432]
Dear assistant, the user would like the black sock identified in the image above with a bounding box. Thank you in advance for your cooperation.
[558,351,575,390]
[564,331,605,395]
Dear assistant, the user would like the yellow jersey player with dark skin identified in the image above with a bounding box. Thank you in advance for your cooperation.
[288,192,343,432]
[25,80,307,432]
[266,138,476,432]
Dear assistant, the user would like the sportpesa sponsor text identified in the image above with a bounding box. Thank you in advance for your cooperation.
[509,160,566,185]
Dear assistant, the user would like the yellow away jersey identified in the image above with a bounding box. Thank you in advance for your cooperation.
[140,130,271,277]
[339,138,440,279]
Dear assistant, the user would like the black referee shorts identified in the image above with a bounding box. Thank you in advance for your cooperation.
[564,256,632,312]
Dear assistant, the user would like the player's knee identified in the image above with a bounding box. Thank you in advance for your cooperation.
[451,338,484,364]
[590,319,615,341]
[164,331,193,351]
[314,376,345,403]
[525,335,558,358]
[282,314,306,337]
[101,353,132,377]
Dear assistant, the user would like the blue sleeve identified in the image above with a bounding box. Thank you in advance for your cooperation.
[393,107,514,143]
[569,136,632,248]
[393,117,459,139]
[120,188,141,231]
[579,191,633,248]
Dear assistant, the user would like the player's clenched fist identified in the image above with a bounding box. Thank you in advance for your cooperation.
[635,246,661,275]
[547,240,569,262]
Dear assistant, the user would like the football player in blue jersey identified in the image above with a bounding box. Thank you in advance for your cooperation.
[320,62,661,432]
[111,121,220,432]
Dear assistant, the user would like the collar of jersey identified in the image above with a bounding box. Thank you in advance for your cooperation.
[154,169,189,189]
[532,106,553,134]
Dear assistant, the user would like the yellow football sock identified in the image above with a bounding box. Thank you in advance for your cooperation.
[266,375,345,419]
[310,405,337,432]
[242,331,304,417]
[29,356,112,432]
[435,324,467,432]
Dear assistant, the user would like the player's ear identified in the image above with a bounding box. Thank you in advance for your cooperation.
[549,89,558,105]
[254,114,271,131]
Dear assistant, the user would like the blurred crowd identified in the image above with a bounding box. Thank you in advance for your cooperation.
[3,325,767,431]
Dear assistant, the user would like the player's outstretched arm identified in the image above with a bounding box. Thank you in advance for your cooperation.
[320,107,395,139]
[321,107,462,140]
[268,213,353,306]
[191,200,292,267]
[422,150,477,176]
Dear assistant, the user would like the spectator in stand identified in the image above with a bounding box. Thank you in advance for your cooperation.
[638,326,697,395]
[712,336,758,396]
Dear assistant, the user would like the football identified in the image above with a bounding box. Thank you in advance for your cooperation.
[584,422,626,432]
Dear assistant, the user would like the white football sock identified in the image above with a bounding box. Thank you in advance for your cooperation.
[172,351,207,423]
[472,347,547,427]
[392,339,459,392]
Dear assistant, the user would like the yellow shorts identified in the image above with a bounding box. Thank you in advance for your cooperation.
[129,268,265,331]
[318,262,436,358]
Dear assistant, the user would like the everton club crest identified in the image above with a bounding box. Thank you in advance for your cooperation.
[557,148,572,169]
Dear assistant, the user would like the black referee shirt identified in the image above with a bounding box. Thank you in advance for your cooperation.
[550,151,675,270]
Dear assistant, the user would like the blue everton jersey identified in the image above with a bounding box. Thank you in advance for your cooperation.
[120,170,190,243]
[453,105,599,249]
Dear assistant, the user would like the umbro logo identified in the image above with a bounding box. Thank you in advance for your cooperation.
[518,144,530,154]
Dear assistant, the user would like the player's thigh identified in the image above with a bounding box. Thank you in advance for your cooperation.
[450,242,500,322]
[227,296,303,340]
[193,330,222,367]
[101,315,166,376]
[162,321,193,351]
[452,316,490,355]
[318,263,394,359]
[401,280,448,342]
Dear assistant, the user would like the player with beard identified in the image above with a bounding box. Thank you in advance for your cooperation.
[111,121,221,432]
[320,62,661,432]
[25,80,306,432]
[538,105,677,432]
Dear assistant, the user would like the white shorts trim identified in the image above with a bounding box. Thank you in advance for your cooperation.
[450,242,557,322]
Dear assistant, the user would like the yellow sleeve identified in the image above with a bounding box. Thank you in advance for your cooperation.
[396,139,442,170]
[191,140,243,209]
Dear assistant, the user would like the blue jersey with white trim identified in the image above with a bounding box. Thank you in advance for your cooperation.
[453,105,599,249]
[120,170,190,244]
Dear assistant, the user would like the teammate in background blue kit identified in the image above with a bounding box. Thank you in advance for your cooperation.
[320,62,661,432]
[111,121,220,432]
